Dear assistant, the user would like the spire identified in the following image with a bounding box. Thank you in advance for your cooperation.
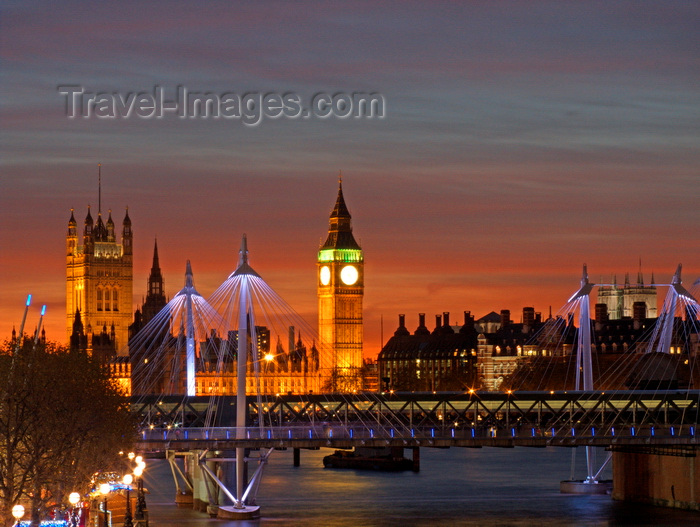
[176,260,201,297]
[567,263,594,302]
[94,211,107,241]
[184,260,194,289]
[331,176,351,219]
[321,176,361,250]
[98,163,102,215]
[106,209,115,241]
[232,234,261,278]
[151,238,161,272]
[146,238,164,301]
[122,207,132,255]
[637,257,643,285]
[68,208,77,237]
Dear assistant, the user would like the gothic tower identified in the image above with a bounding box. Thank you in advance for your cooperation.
[317,177,364,390]
[66,194,133,352]
[142,239,167,324]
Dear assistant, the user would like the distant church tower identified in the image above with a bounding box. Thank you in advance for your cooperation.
[131,239,167,335]
[317,177,364,390]
[66,171,133,352]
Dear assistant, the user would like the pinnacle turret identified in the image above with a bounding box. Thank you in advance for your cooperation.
[321,177,361,250]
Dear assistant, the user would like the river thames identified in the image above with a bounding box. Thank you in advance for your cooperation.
[142,446,699,526]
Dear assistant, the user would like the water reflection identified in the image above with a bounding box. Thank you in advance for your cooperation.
[145,447,698,526]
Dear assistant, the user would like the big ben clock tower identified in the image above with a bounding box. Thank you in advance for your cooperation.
[318,177,363,391]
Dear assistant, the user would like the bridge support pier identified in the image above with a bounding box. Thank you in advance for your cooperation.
[412,447,420,472]
[612,447,700,511]
[293,448,301,467]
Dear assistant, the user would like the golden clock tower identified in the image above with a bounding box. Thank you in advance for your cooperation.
[318,178,363,391]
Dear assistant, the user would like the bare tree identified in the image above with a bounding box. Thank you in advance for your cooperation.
[0,336,136,526]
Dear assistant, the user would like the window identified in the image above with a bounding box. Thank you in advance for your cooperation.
[112,289,118,311]
[97,288,103,311]
[104,289,111,311]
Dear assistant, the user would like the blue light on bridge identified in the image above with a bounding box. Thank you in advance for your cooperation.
[671,427,675,437]
[611,427,615,436]
[471,428,475,438]
[349,429,354,439]
[531,428,535,437]
[551,427,555,437]
[691,426,695,437]
[631,427,636,436]
[571,428,575,437]
[390,428,394,438]
[651,427,655,437]
[591,427,595,437]
[511,428,515,437]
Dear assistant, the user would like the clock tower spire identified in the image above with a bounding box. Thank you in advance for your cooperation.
[318,176,363,391]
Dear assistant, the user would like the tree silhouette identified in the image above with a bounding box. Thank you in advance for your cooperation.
[0,336,136,526]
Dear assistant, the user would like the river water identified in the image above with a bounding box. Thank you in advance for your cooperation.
[142,447,699,526]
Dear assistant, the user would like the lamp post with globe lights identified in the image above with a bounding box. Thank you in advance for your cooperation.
[68,492,81,527]
[133,462,147,526]
[11,504,24,527]
[99,483,111,527]
[123,474,134,527]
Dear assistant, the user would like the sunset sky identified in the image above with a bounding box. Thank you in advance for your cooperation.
[1,1,698,357]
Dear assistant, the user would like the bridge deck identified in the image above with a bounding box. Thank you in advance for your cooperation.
[132,390,700,451]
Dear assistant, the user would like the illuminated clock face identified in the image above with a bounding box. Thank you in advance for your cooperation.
[340,265,359,285]
[320,266,331,285]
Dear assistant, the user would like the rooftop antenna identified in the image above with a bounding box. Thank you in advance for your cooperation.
[98,163,102,214]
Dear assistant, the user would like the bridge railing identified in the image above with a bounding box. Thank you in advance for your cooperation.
[138,422,699,444]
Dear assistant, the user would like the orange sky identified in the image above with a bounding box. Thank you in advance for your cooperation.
[1,3,699,357]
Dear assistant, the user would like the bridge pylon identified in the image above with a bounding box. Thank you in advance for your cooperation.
[561,264,612,494]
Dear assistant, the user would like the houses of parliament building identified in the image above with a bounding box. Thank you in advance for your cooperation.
[66,179,367,396]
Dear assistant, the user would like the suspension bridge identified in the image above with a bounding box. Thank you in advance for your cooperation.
[125,238,700,517]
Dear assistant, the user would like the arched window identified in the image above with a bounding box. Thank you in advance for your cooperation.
[112,289,118,311]
[104,289,111,311]
[96,288,103,311]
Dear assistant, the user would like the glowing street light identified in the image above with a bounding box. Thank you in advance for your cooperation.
[99,483,111,527]
[11,504,24,526]
[68,492,81,527]
[133,462,147,525]
[123,474,134,527]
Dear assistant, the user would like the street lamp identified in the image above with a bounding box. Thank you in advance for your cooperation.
[133,463,147,525]
[123,474,133,527]
[99,483,111,527]
[68,492,81,527]
[11,504,24,527]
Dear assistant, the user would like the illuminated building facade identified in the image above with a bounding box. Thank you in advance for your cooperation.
[597,268,657,320]
[318,179,364,390]
[66,204,133,353]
